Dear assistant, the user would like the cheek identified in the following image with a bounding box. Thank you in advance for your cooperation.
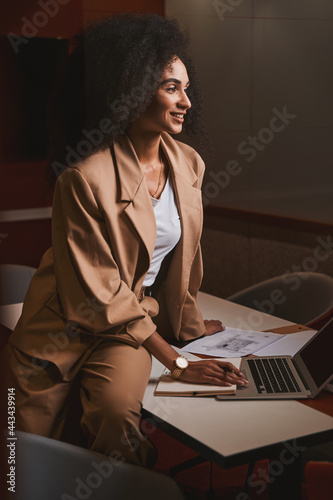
[156,103,172,122]
[159,100,170,112]
[156,94,174,113]
[145,93,174,122]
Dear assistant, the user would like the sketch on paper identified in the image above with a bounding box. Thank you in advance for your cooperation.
[181,328,285,358]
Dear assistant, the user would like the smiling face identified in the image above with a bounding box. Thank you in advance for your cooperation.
[132,57,191,135]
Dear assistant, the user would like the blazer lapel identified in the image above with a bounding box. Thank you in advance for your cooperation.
[160,133,203,302]
[113,136,156,273]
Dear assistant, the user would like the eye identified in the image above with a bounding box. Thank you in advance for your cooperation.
[166,85,177,93]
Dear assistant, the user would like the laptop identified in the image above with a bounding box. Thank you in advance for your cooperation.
[217,316,333,400]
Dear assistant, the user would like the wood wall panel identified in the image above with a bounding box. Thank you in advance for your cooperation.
[84,0,164,19]
[1,0,83,39]
[1,0,164,39]
[0,0,164,47]
[1,0,164,265]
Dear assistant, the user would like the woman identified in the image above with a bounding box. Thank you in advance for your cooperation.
[6,14,247,467]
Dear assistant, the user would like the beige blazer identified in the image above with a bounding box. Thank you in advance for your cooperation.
[9,132,206,378]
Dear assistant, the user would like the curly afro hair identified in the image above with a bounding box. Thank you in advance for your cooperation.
[47,13,205,184]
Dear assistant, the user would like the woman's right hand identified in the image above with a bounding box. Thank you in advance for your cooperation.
[142,331,248,387]
[179,359,248,387]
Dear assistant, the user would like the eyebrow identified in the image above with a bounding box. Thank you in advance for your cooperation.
[160,78,190,86]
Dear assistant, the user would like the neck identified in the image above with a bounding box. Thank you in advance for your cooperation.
[127,128,162,165]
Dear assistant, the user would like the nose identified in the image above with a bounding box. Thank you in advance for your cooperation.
[178,89,191,110]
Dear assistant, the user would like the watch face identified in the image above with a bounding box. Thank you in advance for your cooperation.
[176,357,188,369]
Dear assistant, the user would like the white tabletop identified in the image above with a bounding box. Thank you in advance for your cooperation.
[1,296,332,466]
[143,291,333,467]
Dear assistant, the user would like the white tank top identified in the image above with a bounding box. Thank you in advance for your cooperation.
[143,174,181,287]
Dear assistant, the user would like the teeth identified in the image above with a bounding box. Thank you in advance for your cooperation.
[172,113,184,118]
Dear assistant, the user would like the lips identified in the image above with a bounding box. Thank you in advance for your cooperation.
[170,112,185,122]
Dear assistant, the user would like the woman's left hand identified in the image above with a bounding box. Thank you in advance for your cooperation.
[204,319,225,336]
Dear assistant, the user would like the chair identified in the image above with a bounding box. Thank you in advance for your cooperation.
[0,264,36,349]
[12,431,184,500]
[227,272,333,326]
[0,264,36,305]
[303,461,333,500]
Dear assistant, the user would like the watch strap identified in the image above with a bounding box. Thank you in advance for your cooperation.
[170,367,184,380]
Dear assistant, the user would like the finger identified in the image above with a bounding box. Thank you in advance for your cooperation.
[210,365,248,385]
[206,376,232,387]
[194,361,247,384]
[220,361,240,371]
[205,366,244,385]
[218,361,247,378]
[198,365,246,386]
[226,370,248,384]
[207,362,231,377]
[202,365,231,382]
[204,319,224,329]
[220,370,247,385]
[228,371,244,381]
[225,373,248,385]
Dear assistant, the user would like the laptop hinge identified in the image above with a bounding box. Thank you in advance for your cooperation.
[292,358,310,390]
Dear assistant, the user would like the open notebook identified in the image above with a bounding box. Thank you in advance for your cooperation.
[154,353,242,397]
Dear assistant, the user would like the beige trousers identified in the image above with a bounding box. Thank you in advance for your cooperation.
[4,340,156,467]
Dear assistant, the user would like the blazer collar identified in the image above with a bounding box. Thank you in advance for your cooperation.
[113,135,145,202]
[113,132,200,202]
[159,132,199,187]
[159,132,203,251]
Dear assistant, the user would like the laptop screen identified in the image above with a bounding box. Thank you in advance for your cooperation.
[298,317,333,387]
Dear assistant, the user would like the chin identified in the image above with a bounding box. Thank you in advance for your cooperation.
[167,125,183,135]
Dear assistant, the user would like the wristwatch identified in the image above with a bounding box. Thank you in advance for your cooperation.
[171,356,189,379]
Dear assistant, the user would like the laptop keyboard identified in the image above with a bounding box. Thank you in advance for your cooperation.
[248,358,302,394]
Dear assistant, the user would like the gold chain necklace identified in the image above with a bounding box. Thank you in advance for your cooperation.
[149,154,164,199]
